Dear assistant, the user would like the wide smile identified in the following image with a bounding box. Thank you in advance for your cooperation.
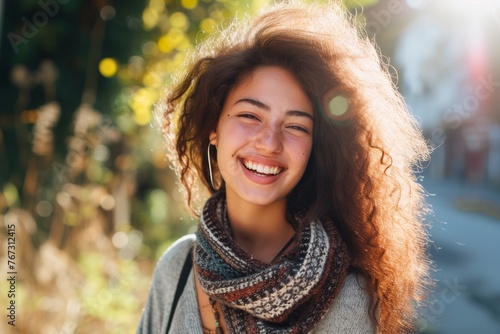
[238,158,286,186]
[241,158,284,176]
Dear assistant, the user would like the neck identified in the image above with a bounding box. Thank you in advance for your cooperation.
[225,191,295,263]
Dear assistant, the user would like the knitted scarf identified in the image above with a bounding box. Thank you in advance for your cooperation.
[194,192,350,334]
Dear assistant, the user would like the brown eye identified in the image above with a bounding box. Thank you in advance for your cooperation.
[287,125,309,134]
[238,113,259,120]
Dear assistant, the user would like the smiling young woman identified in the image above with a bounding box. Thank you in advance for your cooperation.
[208,66,313,267]
[136,1,432,334]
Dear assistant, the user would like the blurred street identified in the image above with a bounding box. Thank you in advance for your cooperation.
[422,176,500,333]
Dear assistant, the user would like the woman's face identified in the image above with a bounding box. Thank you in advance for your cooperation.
[210,66,313,207]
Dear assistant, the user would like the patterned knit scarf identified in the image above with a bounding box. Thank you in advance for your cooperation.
[194,192,350,334]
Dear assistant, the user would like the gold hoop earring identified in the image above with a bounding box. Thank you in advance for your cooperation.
[207,143,215,189]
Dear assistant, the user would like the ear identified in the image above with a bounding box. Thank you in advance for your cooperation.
[209,130,217,146]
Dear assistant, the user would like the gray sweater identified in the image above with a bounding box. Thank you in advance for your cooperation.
[136,234,375,333]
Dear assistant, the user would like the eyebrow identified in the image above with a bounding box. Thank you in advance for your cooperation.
[234,98,314,121]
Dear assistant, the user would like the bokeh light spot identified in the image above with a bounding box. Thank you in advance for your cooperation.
[3,183,20,207]
[200,18,217,33]
[94,144,110,162]
[181,0,198,10]
[142,41,158,56]
[100,5,116,21]
[100,194,115,210]
[158,35,173,53]
[328,95,349,116]
[209,9,224,22]
[36,201,53,217]
[143,71,162,88]
[158,28,186,53]
[134,107,152,126]
[149,0,165,13]
[170,12,189,30]
[128,230,144,247]
[142,7,160,30]
[99,58,118,78]
[56,192,72,209]
[176,38,192,51]
[129,88,156,125]
[191,6,206,20]
[112,231,129,248]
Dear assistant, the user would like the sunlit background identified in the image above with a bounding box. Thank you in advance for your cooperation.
[0,0,499,333]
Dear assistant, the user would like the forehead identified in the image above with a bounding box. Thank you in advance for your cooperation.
[225,66,313,113]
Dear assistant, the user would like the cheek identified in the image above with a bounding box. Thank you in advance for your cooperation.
[293,140,313,168]
[219,157,240,178]
[216,125,246,177]
[219,122,256,148]
[299,150,313,176]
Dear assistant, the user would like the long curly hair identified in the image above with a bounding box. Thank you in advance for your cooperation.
[157,1,432,333]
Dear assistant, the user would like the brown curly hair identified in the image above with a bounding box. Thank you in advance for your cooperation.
[156,1,432,333]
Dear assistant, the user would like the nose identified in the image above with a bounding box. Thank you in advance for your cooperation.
[254,124,283,153]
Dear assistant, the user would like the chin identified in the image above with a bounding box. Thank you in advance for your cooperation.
[237,189,288,207]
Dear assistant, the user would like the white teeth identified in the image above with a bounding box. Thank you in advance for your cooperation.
[243,160,282,175]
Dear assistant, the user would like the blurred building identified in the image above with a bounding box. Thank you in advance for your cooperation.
[367,0,500,185]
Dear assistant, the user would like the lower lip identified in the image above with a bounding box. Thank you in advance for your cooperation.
[239,160,284,185]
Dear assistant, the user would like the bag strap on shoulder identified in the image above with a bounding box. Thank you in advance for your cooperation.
[166,247,193,333]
